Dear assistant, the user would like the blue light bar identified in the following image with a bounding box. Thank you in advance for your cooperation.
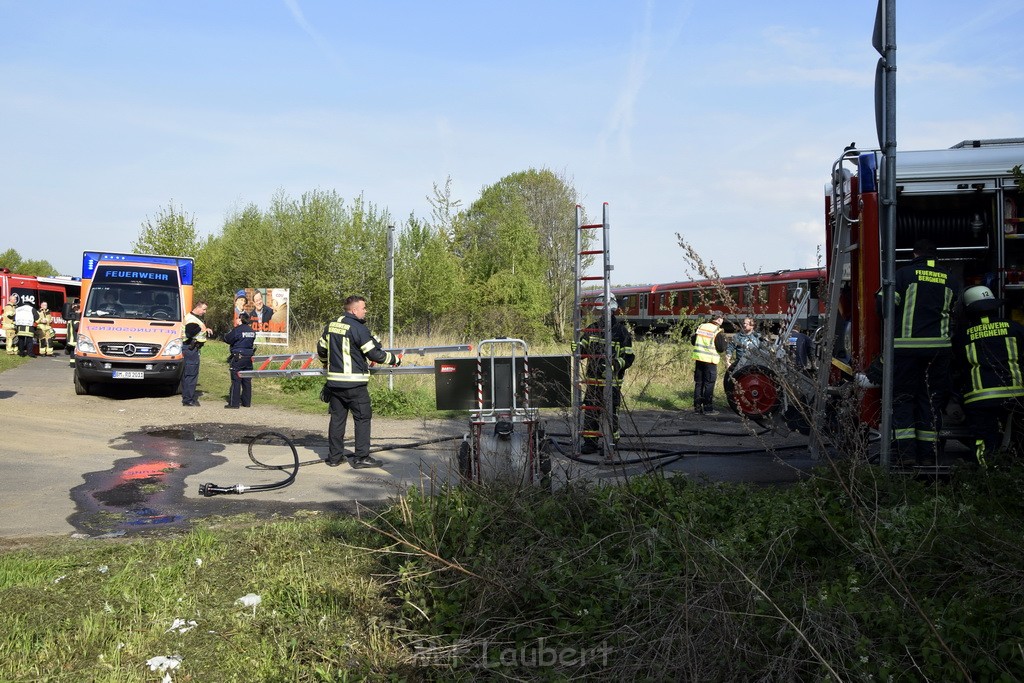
[82,252,194,285]
[857,152,878,193]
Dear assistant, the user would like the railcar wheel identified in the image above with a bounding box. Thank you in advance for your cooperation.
[725,365,783,424]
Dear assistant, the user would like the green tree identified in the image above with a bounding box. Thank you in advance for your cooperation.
[132,201,201,258]
[0,248,57,275]
[394,214,464,335]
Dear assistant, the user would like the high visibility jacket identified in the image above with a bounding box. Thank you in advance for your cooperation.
[2,303,15,329]
[36,310,52,330]
[317,312,396,387]
[581,316,635,386]
[184,312,209,343]
[692,322,724,364]
[954,314,1024,404]
[889,257,959,349]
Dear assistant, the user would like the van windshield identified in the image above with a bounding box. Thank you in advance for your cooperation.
[84,284,182,321]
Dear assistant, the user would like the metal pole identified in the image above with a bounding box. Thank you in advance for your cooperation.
[875,0,897,467]
[387,224,395,390]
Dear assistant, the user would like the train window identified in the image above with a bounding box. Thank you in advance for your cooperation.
[728,287,741,304]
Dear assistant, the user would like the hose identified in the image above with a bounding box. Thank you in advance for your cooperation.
[199,431,300,496]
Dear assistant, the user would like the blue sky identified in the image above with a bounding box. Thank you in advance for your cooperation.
[2,1,1022,285]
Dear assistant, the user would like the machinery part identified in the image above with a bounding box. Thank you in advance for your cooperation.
[457,439,473,480]
[725,365,783,425]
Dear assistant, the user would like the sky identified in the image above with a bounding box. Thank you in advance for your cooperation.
[2,1,1023,286]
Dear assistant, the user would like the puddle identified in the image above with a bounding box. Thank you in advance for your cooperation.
[68,423,332,537]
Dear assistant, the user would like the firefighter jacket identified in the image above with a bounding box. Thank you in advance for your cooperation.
[2,303,15,330]
[317,312,398,388]
[581,315,635,386]
[692,321,726,364]
[887,256,960,350]
[223,322,256,358]
[953,314,1024,404]
[14,304,37,336]
[36,309,53,338]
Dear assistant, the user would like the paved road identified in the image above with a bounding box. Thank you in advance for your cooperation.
[0,357,816,540]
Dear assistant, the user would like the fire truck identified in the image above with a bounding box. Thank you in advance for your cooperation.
[727,138,1024,432]
[0,269,82,345]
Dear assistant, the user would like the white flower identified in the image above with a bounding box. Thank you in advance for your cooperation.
[194,558,203,568]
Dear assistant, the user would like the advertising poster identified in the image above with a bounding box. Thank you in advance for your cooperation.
[233,287,289,346]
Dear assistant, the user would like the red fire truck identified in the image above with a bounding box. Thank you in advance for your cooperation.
[1,270,82,346]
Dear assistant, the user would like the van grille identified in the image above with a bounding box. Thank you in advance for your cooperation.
[99,342,161,358]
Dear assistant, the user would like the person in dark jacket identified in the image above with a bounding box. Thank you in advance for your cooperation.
[575,294,635,456]
[316,295,401,469]
[223,312,257,408]
[181,301,212,407]
[952,285,1024,466]
[882,239,961,466]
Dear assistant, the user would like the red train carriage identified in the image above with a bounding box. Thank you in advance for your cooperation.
[596,268,825,334]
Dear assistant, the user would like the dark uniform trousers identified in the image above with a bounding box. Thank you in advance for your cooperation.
[328,385,373,461]
[892,348,951,464]
[181,345,201,405]
[693,361,718,412]
[228,355,253,407]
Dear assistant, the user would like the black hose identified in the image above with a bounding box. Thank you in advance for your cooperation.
[199,431,300,496]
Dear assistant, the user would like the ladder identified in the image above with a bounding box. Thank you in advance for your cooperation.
[573,203,617,459]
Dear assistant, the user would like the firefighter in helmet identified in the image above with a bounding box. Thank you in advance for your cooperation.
[35,301,54,356]
[952,285,1024,466]
[3,293,17,356]
[575,294,635,455]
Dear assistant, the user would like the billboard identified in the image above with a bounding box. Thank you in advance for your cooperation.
[233,287,289,346]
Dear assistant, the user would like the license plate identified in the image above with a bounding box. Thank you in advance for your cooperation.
[113,371,145,380]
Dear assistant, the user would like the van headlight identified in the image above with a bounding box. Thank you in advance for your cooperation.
[165,338,183,356]
[77,334,96,354]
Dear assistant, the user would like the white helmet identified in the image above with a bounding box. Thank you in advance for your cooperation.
[963,285,1000,311]
[596,294,618,312]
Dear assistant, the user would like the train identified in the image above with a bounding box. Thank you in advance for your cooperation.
[587,268,825,334]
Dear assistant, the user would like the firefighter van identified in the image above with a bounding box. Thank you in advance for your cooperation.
[72,252,195,395]
[1,269,81,345]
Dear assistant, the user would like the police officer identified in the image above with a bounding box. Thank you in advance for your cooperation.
[35,302,54,356]
[223,312,256,408]
[883,239,961,467]
[182,300,212,407]
[953,285,1024,466]
[3,293,17,356]
[316,295,401,469]
[692,312,726,415]
[576,294,635,455]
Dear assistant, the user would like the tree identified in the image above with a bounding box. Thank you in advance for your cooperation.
[132,201,201,258]
[0,248,57,275]
[454,169,583,340]
[394,214,464,335]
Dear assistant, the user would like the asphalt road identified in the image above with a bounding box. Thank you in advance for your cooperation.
[0,356,816,541]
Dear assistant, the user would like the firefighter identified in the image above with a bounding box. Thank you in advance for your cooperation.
[692,312,727,415]
[952,285,1024,466]
[882,239,961,467]
[181,301,212,407]
[3,293,17,356]
[223,312,256,408]
[316,295,401,469]
[35,302,54,356]
[63,299,80,359]
[575,294,635,455]
[14,297,38,357]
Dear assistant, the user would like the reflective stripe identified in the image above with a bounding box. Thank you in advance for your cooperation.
[964,386,1024,403]
[901,283,917,339]
[915,430,939,442]
[941,288,953,339]
[893,337,952,349]
[893,428,916,441]
[967,342,982,393]
[326,371,369,383]
[1008,337,1024,388]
